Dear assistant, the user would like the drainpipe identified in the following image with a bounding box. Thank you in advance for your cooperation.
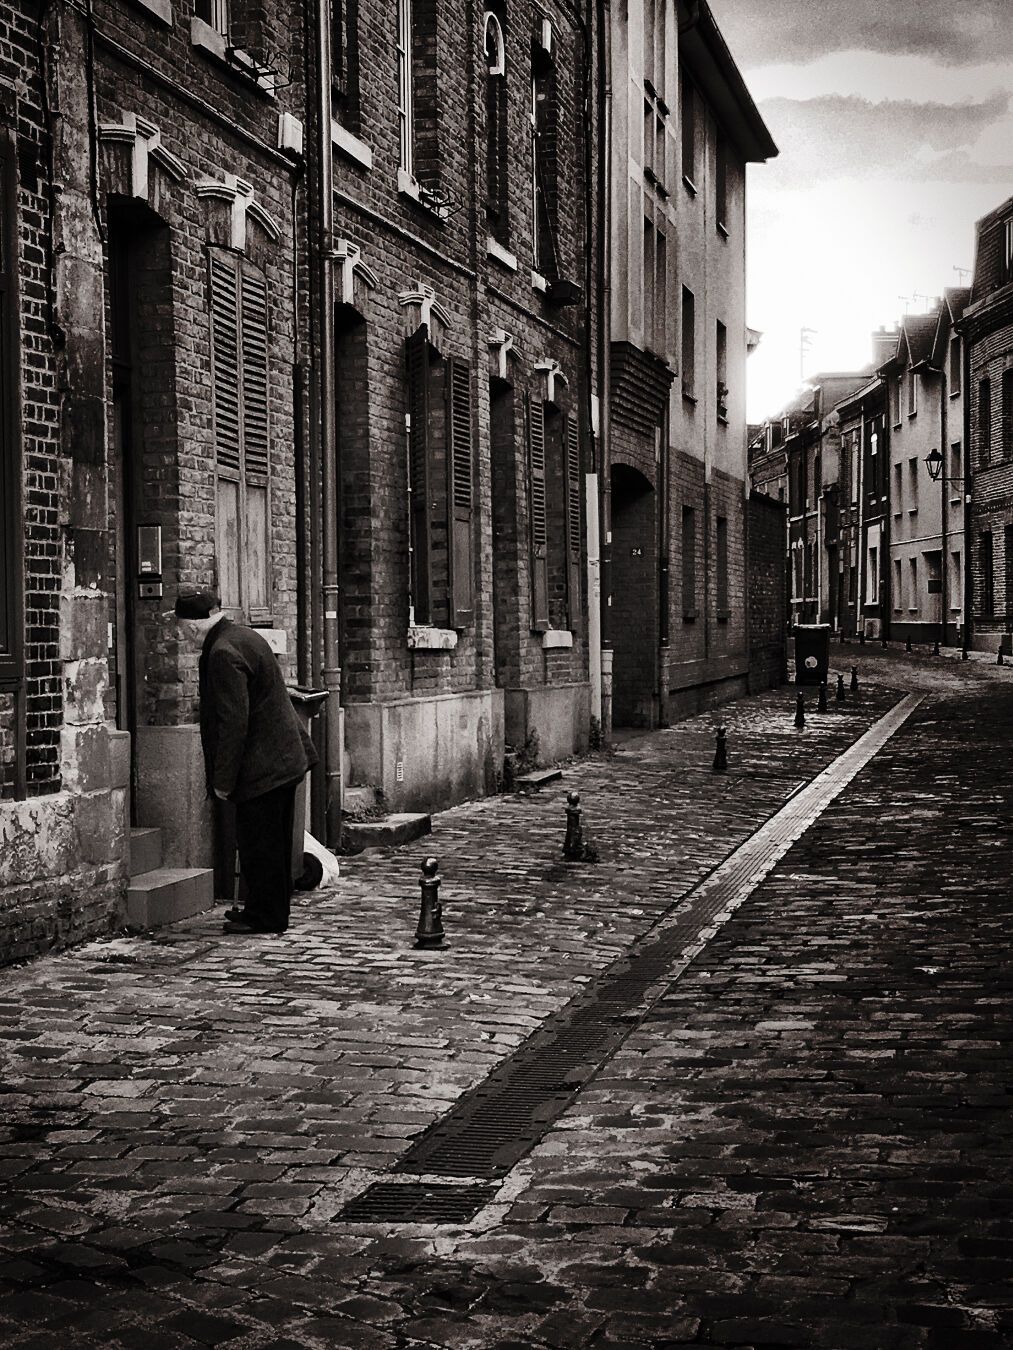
[962,331,973,650]
[315,1,342,846]
[939,369,948,645]
[596,0,613,736]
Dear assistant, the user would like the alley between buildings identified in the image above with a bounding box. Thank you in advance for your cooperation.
[1,648,1011,1350]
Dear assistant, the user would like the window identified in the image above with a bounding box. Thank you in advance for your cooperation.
[715,131,727,230]
[531,25,559,276]
[716,516,729,616]
[642,217,654,349]
[1003,368,1013,456]
[893,462,903,512]
[978,377,992,468]
[948,334,961,395]
[1005,526,1013,619]
[209,250,273,623]
[889,375,901,427]
[849,433,859,503]
[908,457,918,512]
[893,559,903,611]
[1004,217,1013,285]
[680,73,695,186]
[950,441,962,487]
[654,228,667,354]
[526,395,581,631]
[907,369,917,417]
[195,0,229,35]
[980,532,994,617]
[908,556,918,610]
[867,545,879,603]
[951,550,962,611]
[398,0,440,190]
[680,286,695,398]
[715,320,727,420]
[485,9,508,241]
[331,0,361,132]
[0,127,21,692]
[681,505,696,617]
[406,326,475,628]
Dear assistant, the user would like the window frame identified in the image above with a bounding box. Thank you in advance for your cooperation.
[397,0,414,179]
[0,125,23,692]
[484,9,509,240]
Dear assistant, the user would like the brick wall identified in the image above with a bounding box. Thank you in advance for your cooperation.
[968,311,1013,650]
[748,490,788,691]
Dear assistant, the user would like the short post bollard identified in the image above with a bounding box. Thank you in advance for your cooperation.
[998,645,1005,666]
[850,666,859,693]
[817,681,828,712]
[859,630,866,645]
[836,673,846,703]
[932,640,940,657]
[414,857,445,949]
[713,726,728,772]
[563,791,584,860]
[839,630,846,645]
[794,693,805,729]
[905,636,912,653]
[881,634,888,648]
[962,646,969,661]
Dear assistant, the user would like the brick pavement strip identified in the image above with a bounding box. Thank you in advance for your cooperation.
[0,657,1011,1347]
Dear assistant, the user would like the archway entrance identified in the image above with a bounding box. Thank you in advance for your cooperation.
[610,463,658,727]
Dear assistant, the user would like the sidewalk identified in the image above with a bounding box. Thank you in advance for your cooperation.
[1,655,1009,1348]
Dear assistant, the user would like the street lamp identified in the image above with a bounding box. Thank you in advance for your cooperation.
[924,447,964,484]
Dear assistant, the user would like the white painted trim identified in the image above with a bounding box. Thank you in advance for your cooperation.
[531,270,548,293]
[332,120,373,171]
[541,629,574,650]
[486,236,518,271]
[408,626,459,650]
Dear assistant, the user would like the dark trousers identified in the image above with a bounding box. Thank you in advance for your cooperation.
[234,781,298,931]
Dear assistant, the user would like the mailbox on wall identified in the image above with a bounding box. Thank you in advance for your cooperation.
[137,525,163,599]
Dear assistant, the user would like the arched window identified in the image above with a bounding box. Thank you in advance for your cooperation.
[484,10,509,242]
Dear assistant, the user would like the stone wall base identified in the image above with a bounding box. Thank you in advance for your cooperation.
[503,681,591,764]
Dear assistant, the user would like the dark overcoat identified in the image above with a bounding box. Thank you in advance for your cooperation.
[198,619,318,802]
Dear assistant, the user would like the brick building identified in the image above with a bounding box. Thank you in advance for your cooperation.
[605,0,776,729]
[328,0,598,811]
[962,196,1013,656]
[1,0,312,962]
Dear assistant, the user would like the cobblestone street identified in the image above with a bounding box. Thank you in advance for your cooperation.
[2,649,1012,1349]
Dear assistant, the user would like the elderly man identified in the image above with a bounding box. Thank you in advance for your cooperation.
[174,587,318,935]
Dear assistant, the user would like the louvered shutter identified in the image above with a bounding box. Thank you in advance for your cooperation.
[240,265,270,619]
[527,394,549,630]
[210,253,242,611]
[406,325,433,625]
[564,412,583,633]
[446,357,474,627]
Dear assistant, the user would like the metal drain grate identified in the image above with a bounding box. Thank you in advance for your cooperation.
[397,694,923,1182]
[337,1181,497,1224]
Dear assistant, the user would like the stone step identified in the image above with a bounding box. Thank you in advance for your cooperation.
[126,867,216,931]
[343,813,432,852]
[343,785,379,814]
[515,767,563,790]
[128,827,163,878]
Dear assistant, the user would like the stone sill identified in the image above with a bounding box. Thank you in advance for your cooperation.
[190,17,276,95]
[531,270,548,293]
[332,120,372,171]
[540,629,574,650]
[408,625,458,650]
[487,236,518,271]
[131,0,171,25]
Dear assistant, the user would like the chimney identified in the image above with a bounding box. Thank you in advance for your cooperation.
[871,326,898,366]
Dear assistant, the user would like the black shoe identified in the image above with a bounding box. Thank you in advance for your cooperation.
[223,906,245,922]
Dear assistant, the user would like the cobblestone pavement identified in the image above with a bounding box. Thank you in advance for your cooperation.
[1,650,1011,1349]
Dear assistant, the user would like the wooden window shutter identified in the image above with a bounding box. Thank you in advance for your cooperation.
[406,325,433,624]
[446,356,474,627]
[210,252,242,477]
[240,264,270,619]
[527,394,549,630]
[564,411,583,632]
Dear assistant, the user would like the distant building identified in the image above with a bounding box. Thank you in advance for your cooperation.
[833,376,890,640]
[962,196,1013,655]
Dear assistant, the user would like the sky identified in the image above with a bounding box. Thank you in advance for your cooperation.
[708,0,1013,422]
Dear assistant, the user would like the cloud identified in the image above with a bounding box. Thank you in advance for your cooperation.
[755,92,1012,187]
[711,0,1012,69]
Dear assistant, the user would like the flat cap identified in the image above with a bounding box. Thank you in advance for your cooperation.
[174,587,221,619]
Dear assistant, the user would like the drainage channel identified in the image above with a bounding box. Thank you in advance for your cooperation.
[338,693,923,1225]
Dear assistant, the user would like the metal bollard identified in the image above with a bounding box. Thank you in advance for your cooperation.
[836,673,846,703]
[905,636,912,653]
[817,681,828,713]
[850,666,859,693]
[794,693,805,729]
[563,791,584,860]
[859,630,866,645]
[932,640,940,657]
[998,646,1005,666]
[881,634,888,648]
[713,726,728,772]
[962,646,969,661]
[414,857,445,949]
[839,630,846,644]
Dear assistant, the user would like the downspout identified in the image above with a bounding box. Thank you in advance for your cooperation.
[939,368,948,645]
[596,0,612,735]
[962,329,973,650]
[315,1,342,846]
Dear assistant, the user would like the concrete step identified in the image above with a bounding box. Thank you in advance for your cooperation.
[126,867,216,930]
[128,827,163,878]
[343,813,432,851]
[515,767,563,790]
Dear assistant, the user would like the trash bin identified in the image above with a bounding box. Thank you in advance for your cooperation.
[287,686,329,888]
[793,624,831,686]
